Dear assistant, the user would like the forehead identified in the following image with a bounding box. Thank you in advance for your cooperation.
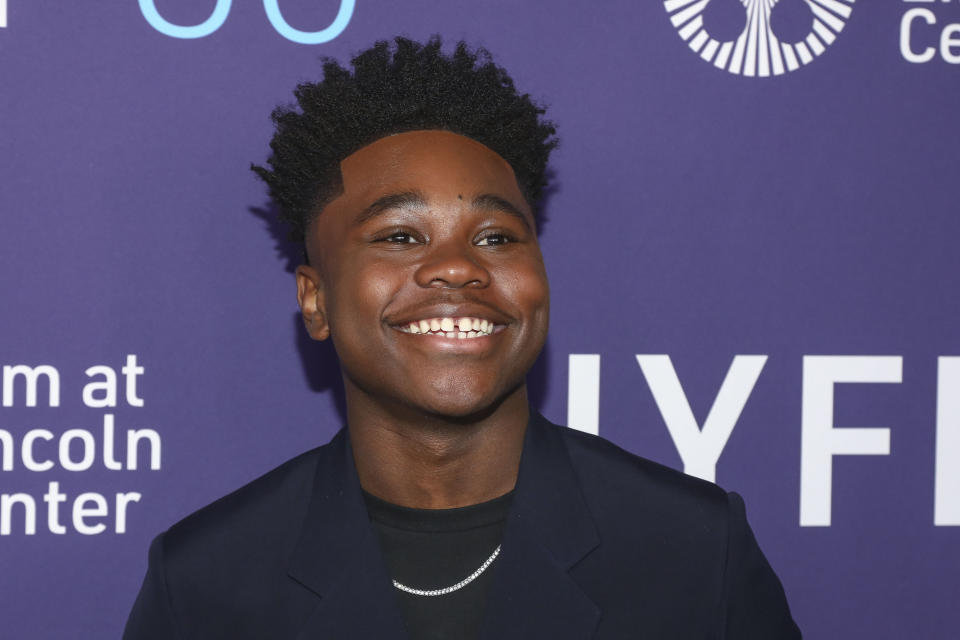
[336,130,527,208]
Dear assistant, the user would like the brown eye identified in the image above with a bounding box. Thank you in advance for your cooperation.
[380,231,418,244]
[476,233,510,246]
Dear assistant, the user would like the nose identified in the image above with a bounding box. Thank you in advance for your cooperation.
[414,243,490,289]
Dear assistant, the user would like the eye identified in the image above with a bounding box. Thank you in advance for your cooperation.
[376,229,420,244]
[476,232,512,246]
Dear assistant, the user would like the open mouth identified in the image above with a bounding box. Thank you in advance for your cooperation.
[395,316,502,340]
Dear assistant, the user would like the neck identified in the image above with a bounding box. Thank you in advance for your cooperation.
[346,386,529,509]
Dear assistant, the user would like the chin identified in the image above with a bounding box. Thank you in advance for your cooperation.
[411,384,518,424]
[415,396,499,422]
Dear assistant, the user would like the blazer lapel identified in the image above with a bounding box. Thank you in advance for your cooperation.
[479,414,601,640]
[287,429,407,640]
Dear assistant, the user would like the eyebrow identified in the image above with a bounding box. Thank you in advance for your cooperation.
[471,193,533,231]
[353,191,427,227]
[352,190,532,230]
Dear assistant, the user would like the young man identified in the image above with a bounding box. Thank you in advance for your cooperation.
[125,38,800,639]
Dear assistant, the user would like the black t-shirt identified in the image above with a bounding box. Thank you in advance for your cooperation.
[363,489,514,640]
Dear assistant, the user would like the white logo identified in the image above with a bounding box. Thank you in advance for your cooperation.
[1,0,7,29]
[664,0,855,77]
[138,0,354,44]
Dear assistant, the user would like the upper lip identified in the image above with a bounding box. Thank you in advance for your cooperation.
[385,301,513,328]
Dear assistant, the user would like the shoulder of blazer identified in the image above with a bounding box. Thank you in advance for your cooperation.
[553,422,730,532]
[540,420,801,638]
[156,437,336,601]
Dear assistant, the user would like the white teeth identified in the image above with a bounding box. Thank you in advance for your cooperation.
[401,317,498,337]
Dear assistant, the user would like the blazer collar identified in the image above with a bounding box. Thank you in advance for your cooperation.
[288,413,601,639]
[479,412,601,639]
[287,429,407,638]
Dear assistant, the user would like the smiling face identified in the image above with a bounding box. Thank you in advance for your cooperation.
[296,130,550,422]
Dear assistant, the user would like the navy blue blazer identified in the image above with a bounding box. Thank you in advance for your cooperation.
[124,414,801,639]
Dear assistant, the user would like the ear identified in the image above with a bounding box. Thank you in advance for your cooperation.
[295,264,330,341]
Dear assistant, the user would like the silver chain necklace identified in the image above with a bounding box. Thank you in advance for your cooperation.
[392,544,501,597]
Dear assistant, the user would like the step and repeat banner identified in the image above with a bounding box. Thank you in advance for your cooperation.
[1,1,958,637]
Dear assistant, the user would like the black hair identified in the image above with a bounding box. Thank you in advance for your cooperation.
[251,36,557,246]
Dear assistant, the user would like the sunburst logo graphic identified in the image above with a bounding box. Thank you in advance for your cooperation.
[664,0,855,77]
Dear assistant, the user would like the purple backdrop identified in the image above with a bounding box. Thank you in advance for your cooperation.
[1,1,958,637]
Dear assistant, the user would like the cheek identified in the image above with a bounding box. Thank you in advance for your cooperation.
[328,260,402,320]
[509,259,550,309]
[325,264,403,377]
[526,279,550,322]
[496,259,550,340]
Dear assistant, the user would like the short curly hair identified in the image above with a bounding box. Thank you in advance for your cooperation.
[251,36,557,246]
